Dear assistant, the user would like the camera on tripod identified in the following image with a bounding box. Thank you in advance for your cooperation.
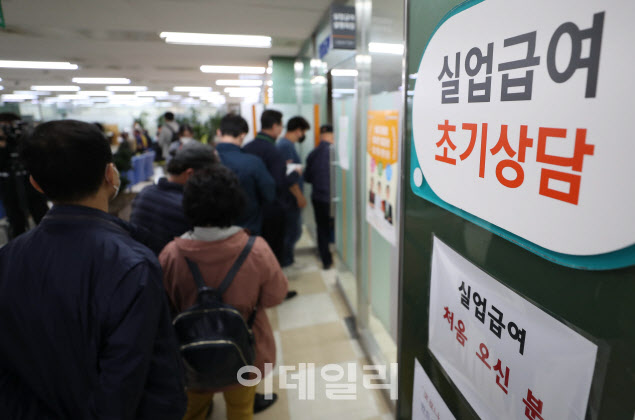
[0,119,30,176]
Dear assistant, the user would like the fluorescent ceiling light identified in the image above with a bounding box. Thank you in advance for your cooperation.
[160,32,271,48]
[2,94,37,100]
[79,91,113,96]
[223,87,261,93]
[200,65,266,74]
[32,85,80,92]
[216,79,263,87]
[368,42,404,55]
[267,80,273,87]
[331,69,358,77]
[173,86,211,92]
[15,90,51,96]
[0,60,78,70]
[106,86,147,92]
[90,97,109,102]
[73,78,131,84]
[0,86,3,91]
[136,91,169,97]
[0,78,2,81]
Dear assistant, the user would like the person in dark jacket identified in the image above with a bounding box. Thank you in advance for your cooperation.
[305,124,334,269]
[242,110,300,264]
[0,120,186,420]
[216,114,275,235]
[276,116,310,268]
[130,142,218,253]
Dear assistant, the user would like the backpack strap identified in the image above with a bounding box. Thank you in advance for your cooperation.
[217,236,257,296]
[185,258,210,293]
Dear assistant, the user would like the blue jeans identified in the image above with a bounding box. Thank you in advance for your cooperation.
[281,207,302,267]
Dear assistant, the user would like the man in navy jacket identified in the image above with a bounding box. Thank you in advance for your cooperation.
[216,114,275,235]
[0,120,186,420]
[305,124,334,269]
[243,110,300,263]
[130,142,218,253]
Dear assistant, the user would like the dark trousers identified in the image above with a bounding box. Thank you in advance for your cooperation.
[0,175,48,239]
[281,207,302,267]
[262,211,285,265]
[312,200,333,268]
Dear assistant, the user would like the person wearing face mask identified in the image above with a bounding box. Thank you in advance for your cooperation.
[276,116,310,269]
[0,120,186,420]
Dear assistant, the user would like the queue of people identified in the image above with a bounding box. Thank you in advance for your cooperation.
[0,110,335,420]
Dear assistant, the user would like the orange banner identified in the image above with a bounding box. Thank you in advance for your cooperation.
[367,110,399,165]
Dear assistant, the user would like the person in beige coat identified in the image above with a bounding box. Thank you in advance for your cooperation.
[159,165,288,420]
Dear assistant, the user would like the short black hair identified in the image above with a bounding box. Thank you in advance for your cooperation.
[287,116,310,132]
[166,143,218,175]
[320,124,333,134]
[260,110,282,130]
[0,112,20,123]
[179,124,193,136]
[20,120,112,202]
[220,114,249,137]
[183,165,246,228]
[164,111,175,121]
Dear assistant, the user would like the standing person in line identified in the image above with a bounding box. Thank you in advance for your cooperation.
[167,124,197,162]
[215,114,276,235]
[305,124,334,269]
[276,116,310,269]
[243,110,300,300]
[130,143,219,253]
[0,120,186,419]
[160,166,288,420]
[158,111,179,160]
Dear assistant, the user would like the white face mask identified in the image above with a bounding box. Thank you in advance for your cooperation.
[109,164,121,201]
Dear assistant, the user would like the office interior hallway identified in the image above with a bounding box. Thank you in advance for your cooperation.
[209,228,393,420]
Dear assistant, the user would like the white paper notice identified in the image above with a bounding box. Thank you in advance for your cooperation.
[428,237,598,420]
[412,358,456,420]
[337,115,350,170]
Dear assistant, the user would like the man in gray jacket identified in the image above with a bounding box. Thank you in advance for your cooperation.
[158,111,179,160]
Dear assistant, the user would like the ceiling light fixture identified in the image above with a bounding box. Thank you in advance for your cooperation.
[223,87,261,93]
[160,32,271,48]
[106,86,147,92]
[200,65,266,75]
[73,78,131,84]
[331,69,358,77]
[368,42,405,55]
[2,94,37,101]
[31,85,80,92]
[173,86,212,92]
[0,60,78,70]
[15,90,51,96]
[216,80,263,87]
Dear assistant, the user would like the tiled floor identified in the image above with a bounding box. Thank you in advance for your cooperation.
[208,232,394,420]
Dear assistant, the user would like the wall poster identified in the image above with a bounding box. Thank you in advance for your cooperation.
[366,110,399,245]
